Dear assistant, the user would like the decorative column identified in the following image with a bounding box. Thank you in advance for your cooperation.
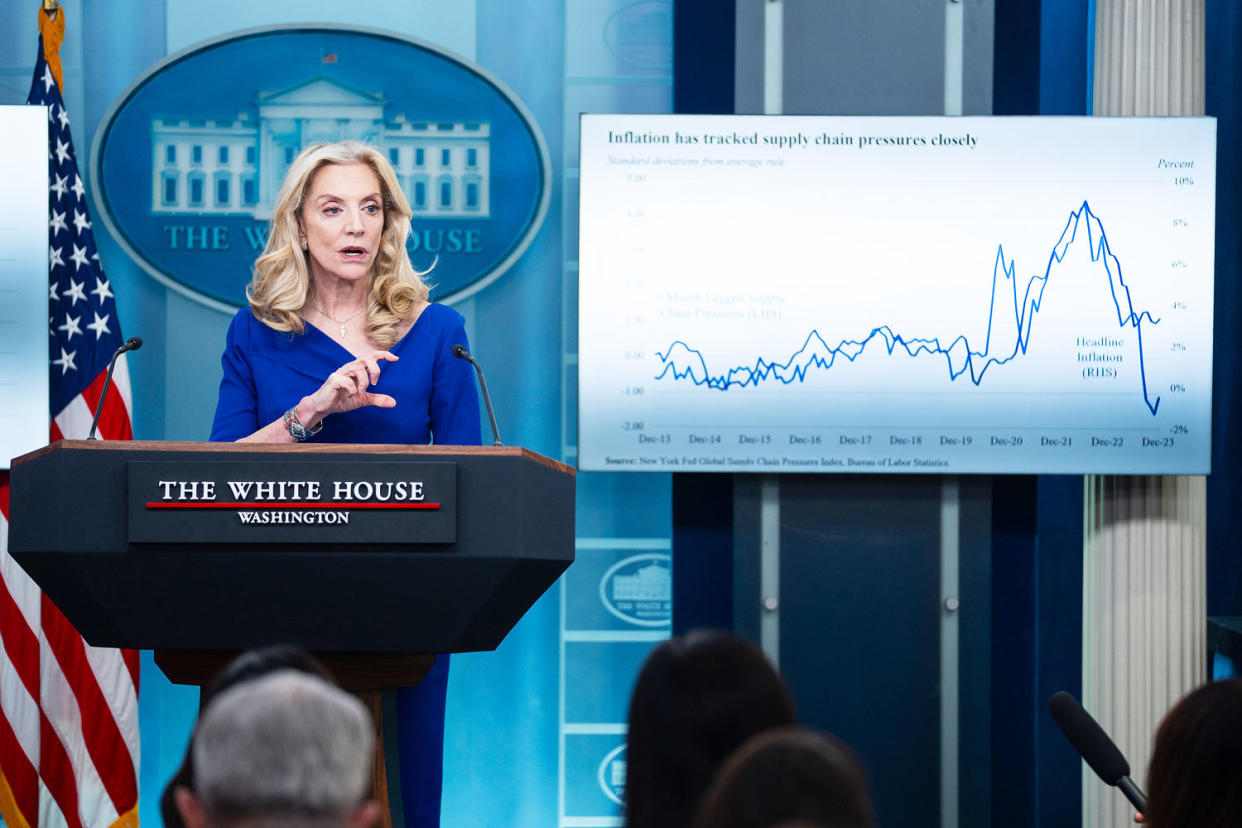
[1085,3,1206,827]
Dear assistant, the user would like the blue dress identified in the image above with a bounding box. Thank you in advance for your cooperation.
[210,302,481,446]
[210,302,481,828]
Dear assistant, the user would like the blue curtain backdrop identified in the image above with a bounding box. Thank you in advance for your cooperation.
[990,2,1091,826]
[1206,0,1242,620]
[0,2,673,826]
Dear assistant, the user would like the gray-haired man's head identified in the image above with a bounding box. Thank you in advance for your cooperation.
[175,670,377,828]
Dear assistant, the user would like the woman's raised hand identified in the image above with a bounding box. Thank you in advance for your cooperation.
[305,351,399,421]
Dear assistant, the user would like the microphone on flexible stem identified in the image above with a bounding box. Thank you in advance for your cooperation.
[1048,691,1148,815]
[86,336,142,441]
[452,344,502,446]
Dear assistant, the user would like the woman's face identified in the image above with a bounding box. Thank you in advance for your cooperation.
[298,162,385,287]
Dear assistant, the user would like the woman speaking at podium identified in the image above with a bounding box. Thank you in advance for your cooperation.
[209,140,481,827]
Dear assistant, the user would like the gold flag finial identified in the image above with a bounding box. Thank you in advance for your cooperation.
[38,1,65,94]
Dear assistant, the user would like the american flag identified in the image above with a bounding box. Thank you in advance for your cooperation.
[0,8,140,828]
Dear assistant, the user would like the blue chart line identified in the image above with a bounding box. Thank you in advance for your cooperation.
[655,200,1164,415]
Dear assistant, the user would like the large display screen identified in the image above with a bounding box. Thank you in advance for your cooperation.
[1,106,50,469]
[578,115,1216,474]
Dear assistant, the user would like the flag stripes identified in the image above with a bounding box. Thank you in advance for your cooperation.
[37,710,82,828]
[0,483,41,828]
[0,711,37,828]
[79,648,139,760]
[39,603,138,813]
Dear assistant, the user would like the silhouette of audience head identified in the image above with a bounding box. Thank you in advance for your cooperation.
[173,669,378,828]
[160,646,336,828]
[693,726,876,828]
[1144,677,1242,828]
[624,629,797,828]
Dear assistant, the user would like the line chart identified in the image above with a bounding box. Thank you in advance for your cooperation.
[577,114,1215,474]
[655,201,1164,415]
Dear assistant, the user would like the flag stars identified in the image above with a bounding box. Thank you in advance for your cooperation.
[58,314,82,341]
[52,347,77,374]
[64,278,86,305]
[51,174,68,200]
[71,175,85,201]
[55,138,71,166]
[69,244,90,271]
[50,209,67,237]
[87,312,111,340]
[90,277,113,304]
[50,281,60,302]
[42,64,54,93]
[72,210,91,234]
[49,245,64,270]
[57,106,69,129]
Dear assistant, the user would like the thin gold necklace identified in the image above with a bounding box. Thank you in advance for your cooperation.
[313,303,366,338]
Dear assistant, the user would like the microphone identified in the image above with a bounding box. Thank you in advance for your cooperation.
[452,344,502,446]
[86,336,142,441]
[1048,691,1148,814]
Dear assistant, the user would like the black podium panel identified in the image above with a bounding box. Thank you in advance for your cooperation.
[8,441,575,653]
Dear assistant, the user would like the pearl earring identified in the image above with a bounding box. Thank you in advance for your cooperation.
[300,240,308,251]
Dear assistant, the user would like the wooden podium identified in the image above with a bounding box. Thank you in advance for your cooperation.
[7,440,576,825]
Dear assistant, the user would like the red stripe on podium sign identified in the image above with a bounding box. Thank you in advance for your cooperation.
[144,502,441,510]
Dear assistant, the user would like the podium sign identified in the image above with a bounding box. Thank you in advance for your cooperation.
[128,459,458,544]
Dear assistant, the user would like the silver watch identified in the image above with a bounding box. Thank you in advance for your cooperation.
[283,407,323,441]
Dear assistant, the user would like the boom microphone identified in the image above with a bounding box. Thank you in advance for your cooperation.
[87,336,142,441]
[1048,691,1148,814]
[452,344,502,446]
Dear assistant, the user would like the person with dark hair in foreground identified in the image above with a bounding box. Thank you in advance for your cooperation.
[1141,677,1242,828]
[692,726,876,828]
[160,646,335,828]
[172,670,379,828]
[624,629,797,828]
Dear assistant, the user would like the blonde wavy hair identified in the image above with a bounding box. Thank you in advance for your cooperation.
[247,141,430,348]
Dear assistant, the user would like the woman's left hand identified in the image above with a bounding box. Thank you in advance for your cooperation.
[298,351,400,427]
